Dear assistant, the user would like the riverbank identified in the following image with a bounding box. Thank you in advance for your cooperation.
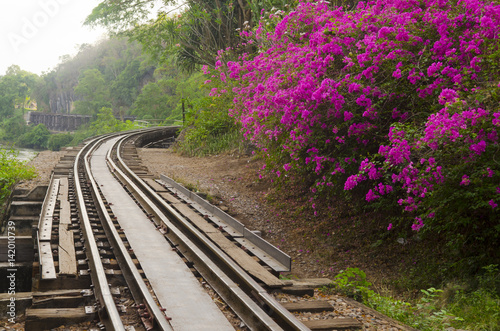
[0,145,38,161]
[15,150,66,193]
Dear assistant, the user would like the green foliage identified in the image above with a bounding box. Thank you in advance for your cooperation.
[133,66,206,119]
[176,129,246,157]
[0,75,18,118]
[110,56,156,111]
[5,65,38,108]
[73,69,112,115]
[133,82,170,119]
[0,148,36,207]
[1,114,52,150]
[84,0,170,33]
[330,267,372,301]
[0,115,29,142]
[68,107,142,146]
[17,124,51,149]
[28,35,206,131]
[325,267,500,330]
[33,38,151,116]
[88,107,138,136]
[48,133,73,151]
[0,65,38,118]
[175,90,244,156]
[445,265,500,330]
[88,0,251,72]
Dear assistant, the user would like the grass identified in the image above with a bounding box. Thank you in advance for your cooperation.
[175,129,249,157]
[322,267,500,330]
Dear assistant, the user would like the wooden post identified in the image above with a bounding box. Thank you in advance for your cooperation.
[182,99,186,126]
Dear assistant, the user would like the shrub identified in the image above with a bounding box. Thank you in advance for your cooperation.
[175,82,243,156]
[0,148,36,207]
[211,0,500,252]
[48,133,73,151]
[326,268,472,330]
[0,115,28,141]
[17,123,50,149]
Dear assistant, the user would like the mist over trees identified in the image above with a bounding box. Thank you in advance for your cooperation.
[0,36,206,123]
[0,35,206,149]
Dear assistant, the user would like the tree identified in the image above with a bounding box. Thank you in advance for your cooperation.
[0,148,36,208]
[87,107,138,135]
[0,66,39,117]
[85,0,253,72]
[0,115,28,141]
[35,37,159,116]
[0,75,18,118]
[48,133,73,151]
[73,69,111,115]
[133,82,169,119]
[84,0,166,33]
[110,57,155,112]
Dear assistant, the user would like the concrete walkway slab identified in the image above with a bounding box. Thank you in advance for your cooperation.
[91,139,234,331]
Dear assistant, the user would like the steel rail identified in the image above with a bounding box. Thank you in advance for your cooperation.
[108,132,283,330]
[110,130,310,331]
[75,129,172,331]
[91,136,174,331]
[74,135,126,331]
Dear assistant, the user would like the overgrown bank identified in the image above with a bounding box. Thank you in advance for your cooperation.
[0,149,36,216]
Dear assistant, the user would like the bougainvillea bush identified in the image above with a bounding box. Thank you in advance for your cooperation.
[212,0,500,252]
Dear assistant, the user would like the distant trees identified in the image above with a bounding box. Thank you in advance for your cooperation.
[131,62,206,121]
[17,124,51,149]
[74,69,111,116]
[87,107,138,136]
[0,65,38,117]
[0,75,18,118]
[31,38,153,116]
[47,133,73,151]
[133,82,168,120]
[18,35,205,124]
[0,115,28,142]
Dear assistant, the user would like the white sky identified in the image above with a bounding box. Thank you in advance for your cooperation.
[0,0,108,75]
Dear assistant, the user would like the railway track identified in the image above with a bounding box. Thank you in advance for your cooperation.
[25,127,370,330]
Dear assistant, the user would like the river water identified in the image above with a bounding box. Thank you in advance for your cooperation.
[0,145,39,162]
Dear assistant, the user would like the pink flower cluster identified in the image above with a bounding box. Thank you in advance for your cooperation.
[212,0,500,231]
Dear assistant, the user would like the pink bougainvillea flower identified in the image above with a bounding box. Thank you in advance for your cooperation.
[411,217,424,231]
[460,175,470,186]
[210,0,500,233]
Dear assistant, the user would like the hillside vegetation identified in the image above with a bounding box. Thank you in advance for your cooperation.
[0,38,209,149]
[210,0,500,272]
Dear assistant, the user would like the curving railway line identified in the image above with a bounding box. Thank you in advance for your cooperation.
[0,125,418,331]
[25,127,315,330]
[14,127,394,330]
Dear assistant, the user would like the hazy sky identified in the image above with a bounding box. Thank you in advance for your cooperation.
[0,0,108,75]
